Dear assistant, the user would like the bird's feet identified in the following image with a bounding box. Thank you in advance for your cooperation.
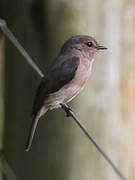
[60,103,73,117]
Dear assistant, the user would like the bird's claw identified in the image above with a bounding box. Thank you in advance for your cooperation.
[60,103,73,117]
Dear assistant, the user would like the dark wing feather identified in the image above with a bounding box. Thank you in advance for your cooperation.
[31,56,80,116]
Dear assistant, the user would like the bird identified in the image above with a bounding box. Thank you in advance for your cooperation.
[25,35,107,151]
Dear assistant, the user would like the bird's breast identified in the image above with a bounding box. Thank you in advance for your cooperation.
[58,57,93,103]
[63,58,93,101]
[73,57,93,87]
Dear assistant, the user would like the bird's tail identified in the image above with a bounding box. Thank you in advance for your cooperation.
[25,108,48,152]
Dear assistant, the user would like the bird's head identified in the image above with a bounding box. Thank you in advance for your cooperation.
[60,35,107,60]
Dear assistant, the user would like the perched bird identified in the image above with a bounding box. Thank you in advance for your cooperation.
[25,35,107,151]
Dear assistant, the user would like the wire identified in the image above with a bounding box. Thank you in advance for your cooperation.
[0,18,44,78]
[61,103,127,180]
[0,150,19,180]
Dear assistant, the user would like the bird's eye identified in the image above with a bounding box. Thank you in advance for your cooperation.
[86,42,93,47]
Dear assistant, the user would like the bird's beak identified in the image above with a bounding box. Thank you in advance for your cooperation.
[97,45,107,50]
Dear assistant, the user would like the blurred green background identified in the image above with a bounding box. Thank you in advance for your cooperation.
[0,0,135,180]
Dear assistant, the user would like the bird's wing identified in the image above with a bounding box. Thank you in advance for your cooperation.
[31,56,80,117]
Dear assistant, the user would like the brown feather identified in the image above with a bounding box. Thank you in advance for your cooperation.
[31,56,80,117]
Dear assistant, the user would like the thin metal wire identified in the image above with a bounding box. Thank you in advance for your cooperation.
[60,103,127,180]
[0,150,19,180]
[0,17,127,180]
[0,18,44,78]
